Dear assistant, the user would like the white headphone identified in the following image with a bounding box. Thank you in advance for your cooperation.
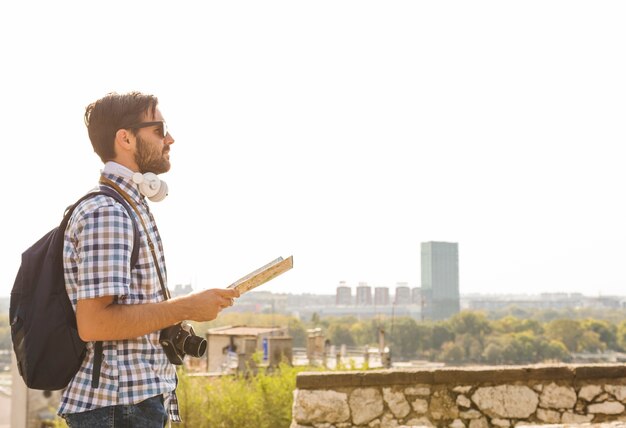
[132,172,169,202]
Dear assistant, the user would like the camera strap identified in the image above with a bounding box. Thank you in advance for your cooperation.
[99,176,171,300]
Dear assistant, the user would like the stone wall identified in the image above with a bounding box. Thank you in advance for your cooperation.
[291,364,626,428]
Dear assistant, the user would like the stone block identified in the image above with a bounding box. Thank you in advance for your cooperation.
[536,408,560,423]
[579,384,602,402]
[468,417,488,428]
[459,409,482,419]
[561,411,593,424]
[449,418,465,428]
[404,416,434,427]
[588,401,626,414]
[349,388,384,425]
[405,385,431,396]
[429,390,459,420]
[412,398,429,414]
[380,412,399,428]
[456,395,471,408]
[293,389,350,424]
[471,385,538,419]
[539,383,576,409]
[606,385,626,402]
[383,387,411,418]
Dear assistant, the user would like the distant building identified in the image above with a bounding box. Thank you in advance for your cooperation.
[374,287,390,306]
[336,281,352,305]
[394,283,411,305]
[411,287,422,305]
[421,241,460,320]
[205,325,291,373]
[356,282,372,306]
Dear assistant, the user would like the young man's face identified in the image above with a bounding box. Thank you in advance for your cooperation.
[133,107,174,174]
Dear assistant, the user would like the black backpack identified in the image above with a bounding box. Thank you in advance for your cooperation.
[10,186,139,390]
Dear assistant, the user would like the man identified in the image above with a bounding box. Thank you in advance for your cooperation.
[58,91,239,427]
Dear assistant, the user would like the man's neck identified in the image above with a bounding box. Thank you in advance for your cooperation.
[102,161,136,179]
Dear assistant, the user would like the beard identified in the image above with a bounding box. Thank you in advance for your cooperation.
[134,134,171,174]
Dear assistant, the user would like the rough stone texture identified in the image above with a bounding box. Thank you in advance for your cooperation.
[588,401,626,414]
[405,416,434,427]
[429,390,459,420]
[537,407,561,423]
[412,398,429,414]
[540,383,577,409]
[405,386,431,396]
[349,388,384,425]
[293,389,350,424]
[291,365,626,427]
[383,387,411,418]
[561,411,594,423]
[449,419,465,428]
[606,385,626,402]
[468,417,489,428]
[471,385,538,418]
[580,385,603,402]
[459,409,482,419]
[453,386,473,394]
[456,395,471,408]
[380,412,399,428]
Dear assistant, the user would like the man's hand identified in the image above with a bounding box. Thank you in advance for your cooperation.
[184,288,240,322]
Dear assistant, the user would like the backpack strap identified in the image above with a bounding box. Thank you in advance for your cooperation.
[65,187,141,388]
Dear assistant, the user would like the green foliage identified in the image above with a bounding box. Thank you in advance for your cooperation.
[176,363,308,428]
[389,317,419,359]
[0,314,11,350]
[545,319,583,352]
[327,324,355,347]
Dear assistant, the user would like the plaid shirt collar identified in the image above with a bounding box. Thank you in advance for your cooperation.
[101,162,147,206]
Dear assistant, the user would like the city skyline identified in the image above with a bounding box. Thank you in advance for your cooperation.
[1,2,625,298]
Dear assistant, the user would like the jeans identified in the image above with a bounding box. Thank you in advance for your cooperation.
[63,395,167,428]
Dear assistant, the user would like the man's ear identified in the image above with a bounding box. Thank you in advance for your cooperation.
[114,129,134,153]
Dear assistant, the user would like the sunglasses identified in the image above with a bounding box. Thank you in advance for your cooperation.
[126,121,168,138]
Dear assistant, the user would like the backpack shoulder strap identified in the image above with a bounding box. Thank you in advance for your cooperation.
[64,188,141,267]
[64,187,141,388]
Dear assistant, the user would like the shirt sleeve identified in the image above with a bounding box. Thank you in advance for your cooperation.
[72,203,135,301]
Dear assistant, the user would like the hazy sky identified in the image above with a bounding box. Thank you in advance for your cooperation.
[1,1,625,298]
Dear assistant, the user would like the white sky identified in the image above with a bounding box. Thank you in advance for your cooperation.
[1,1,625,298]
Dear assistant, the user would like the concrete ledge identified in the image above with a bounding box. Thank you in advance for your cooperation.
[296,363,626,389]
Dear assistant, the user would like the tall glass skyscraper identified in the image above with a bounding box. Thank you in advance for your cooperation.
[421,241,460,320]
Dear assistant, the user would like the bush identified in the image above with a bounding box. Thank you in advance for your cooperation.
[176,363,313,428]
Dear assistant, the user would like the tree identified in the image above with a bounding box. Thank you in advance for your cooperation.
[493,316,543,335]
[482,342,504,364]
[388,317,419,360]
[431,323,455,350]
[440,341,465,364]
[449,311,491,338]
[581,319,617,350]
[545,319,583,352]
[287,318,307,347]
[327,324,355,347]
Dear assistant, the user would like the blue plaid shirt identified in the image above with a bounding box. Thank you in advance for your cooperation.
[58,168,180,422]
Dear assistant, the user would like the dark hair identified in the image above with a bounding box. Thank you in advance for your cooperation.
[84,91,159,162]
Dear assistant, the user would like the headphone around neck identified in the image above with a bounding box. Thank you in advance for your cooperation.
[132,172,168,202]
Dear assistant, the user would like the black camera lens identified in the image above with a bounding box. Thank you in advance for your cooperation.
[183,335,207,358]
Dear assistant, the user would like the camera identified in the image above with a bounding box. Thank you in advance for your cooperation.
[160,322,207,365]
